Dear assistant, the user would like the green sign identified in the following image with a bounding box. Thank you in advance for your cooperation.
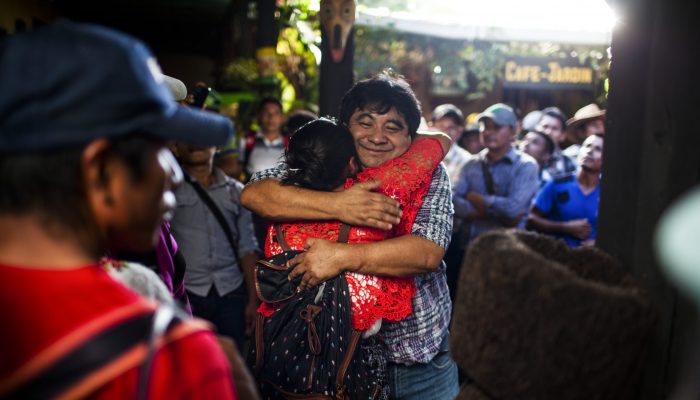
[504,57,594,90]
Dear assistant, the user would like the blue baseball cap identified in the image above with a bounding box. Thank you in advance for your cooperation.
[477,103,518,129]
[0,20,233,153]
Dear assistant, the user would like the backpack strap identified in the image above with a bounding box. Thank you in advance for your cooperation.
[253,314,266,375]
[480,160,496,195]
[3,305,183,400]
[335,330,363,400]
[275,224,292,252]
[338,223,351,244]
[137,305,178,400]
[184,174,242,271]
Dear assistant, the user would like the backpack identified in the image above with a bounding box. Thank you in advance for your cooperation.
[248,225,381,400]
[1,304,190,400]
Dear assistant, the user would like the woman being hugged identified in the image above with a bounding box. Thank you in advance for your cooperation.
[251,117,450,399]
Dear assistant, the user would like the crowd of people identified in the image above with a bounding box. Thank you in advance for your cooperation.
[429,100,606,301]
[1,19,624,400]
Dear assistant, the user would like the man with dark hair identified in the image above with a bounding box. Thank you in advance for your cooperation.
[0,21,242,398]
[519,129,556,184]
[527,134,604,247]
[429,104,467,186]
[536,106,577,178]
[240,96,288,246]
[241,96,287,179]
[170,133,259,351]
[459,123,483,154]
[242,72,458,399]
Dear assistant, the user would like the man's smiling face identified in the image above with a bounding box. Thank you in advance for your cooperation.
[347,107,412,168]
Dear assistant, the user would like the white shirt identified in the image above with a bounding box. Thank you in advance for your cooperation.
[443,144,471,194]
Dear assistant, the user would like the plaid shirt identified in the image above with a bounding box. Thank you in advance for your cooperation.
[249,163,454,365]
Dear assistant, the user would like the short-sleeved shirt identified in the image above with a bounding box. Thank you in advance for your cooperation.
[533,173,600,247]
[443,144,471,192]
[171,168,259,297]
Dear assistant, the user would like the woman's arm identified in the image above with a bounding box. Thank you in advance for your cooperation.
[354,134,451,206]
[415,130,452,154]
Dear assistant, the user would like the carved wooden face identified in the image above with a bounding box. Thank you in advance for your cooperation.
[319,0,356,63]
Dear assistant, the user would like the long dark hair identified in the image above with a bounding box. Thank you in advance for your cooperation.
[281,118,358,192]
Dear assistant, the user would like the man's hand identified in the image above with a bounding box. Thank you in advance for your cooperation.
[465,191,487,219]
[244,296,259,337]
[563,218,592,240]
[287,238,348,291]
[499,212,525,228]
[581,238,596,247]
[333,181,401,230]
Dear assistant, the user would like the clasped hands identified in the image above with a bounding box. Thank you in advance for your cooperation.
[286,180,400,291]
[464,191,523,227]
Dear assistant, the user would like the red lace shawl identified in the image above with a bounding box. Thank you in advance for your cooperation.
[259,138,444,330]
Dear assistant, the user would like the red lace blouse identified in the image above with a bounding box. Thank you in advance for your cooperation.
[259,138,444,330]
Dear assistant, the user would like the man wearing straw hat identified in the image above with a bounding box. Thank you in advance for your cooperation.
[563,103,606,159]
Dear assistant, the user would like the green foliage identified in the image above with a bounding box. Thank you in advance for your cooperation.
[276,24,320,111]
[354,25,610,105]
[219,58,259,92]
[218,0,321,133]
[221,1,611,128]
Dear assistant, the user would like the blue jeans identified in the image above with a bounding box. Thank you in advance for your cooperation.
[187,285,247,350]
[387,334,459,400]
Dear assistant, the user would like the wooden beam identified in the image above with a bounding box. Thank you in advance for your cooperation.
[597,0,700,397]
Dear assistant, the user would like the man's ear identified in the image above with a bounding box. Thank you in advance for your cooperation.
[80,139,118,226]
[348,155,360,175]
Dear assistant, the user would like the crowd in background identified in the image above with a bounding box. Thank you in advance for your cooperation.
[2,19,637,400]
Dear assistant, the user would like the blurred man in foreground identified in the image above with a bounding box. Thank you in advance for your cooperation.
[0,21,247,398]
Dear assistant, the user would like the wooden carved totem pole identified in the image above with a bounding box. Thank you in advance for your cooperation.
[319,0,356,117]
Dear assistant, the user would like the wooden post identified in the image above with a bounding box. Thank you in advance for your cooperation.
[320,30,354,117]
[597,0,700,397]
[318,0,356,118]
[256,0,279,96]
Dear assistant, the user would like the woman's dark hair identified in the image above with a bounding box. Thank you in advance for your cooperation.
[284,109,318,136]
[281,118,358,192]
[0,134,161,233]
[339,72,422,138]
